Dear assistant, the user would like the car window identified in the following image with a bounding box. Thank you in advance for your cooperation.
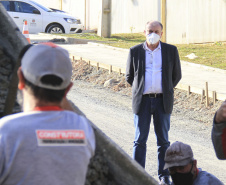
[13,1,39,14]
[0,1,11,11]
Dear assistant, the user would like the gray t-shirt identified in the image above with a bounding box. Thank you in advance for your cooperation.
[0,110,95,185]
[171,168,223,185]
[193,168,223,185]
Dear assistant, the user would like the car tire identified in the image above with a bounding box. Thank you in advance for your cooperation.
[46,24,65,34]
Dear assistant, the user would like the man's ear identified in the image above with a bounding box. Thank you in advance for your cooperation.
[143,30,147,36]
[17,67,25,90]
[193,160,197,168]
[160,31,163,38]
[64,82,73,97]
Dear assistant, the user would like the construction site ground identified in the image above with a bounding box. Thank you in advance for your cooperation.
[69,60,226,184]
[28,33,226,183]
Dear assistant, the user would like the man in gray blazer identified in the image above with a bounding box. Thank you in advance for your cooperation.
[126,21,182,185]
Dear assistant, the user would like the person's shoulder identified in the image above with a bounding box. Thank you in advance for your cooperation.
[0,112,33,137]
[64,110,93,128]
[194,168,224,185]
[0,112,27,128]
[161,42,177,49]
[130,43,144,50]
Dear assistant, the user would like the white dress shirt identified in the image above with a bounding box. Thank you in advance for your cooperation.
[143,42,162,94]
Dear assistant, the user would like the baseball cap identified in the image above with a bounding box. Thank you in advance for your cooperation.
[21,42,72,90]
[164,141,194,170]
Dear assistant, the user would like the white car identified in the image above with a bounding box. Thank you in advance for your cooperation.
[0,0,83,34]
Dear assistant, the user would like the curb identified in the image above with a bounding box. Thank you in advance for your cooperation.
[87,42,226,74]
[32,34,226,102]
[70,55,226,102]
[181,61,226,74]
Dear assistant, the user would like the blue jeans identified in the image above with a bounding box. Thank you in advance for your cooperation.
[133,96,170,179]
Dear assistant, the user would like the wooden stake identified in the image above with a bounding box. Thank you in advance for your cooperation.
[213,91,216,105]
[201,89,205,102]
[206,82,209,107]
[119,68,121,75]
[80,57,82,61]
[97,62,99,70]
[73,56,75,62]
[188,86,191,96]
[109,65,112,74]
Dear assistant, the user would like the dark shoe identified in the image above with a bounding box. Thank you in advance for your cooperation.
[159,176,171,185]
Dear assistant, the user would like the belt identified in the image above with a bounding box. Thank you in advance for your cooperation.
[143,93,163,98]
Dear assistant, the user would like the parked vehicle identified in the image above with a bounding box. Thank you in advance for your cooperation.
[0,0,83,34]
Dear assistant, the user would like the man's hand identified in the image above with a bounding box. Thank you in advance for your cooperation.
[215,101,226,123]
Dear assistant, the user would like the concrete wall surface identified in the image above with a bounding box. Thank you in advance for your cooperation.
[167,0,226,44]
[33,0,226,44]
[0,5,28,116]
[111,0,161,34]
[34,0,61,10]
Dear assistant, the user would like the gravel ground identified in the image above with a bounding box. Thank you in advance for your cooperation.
[71,60,222,127]
[69,60,226,184]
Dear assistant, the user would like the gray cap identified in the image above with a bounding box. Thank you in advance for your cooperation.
[21,42,72,90]
[164,141,194,170]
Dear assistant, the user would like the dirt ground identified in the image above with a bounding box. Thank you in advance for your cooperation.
[69,60,226,184]
[71,59,222,127]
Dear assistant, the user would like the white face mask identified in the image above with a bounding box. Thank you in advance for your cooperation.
[147,33,160,45]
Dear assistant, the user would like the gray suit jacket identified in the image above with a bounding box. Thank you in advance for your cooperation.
[126,42,182,114]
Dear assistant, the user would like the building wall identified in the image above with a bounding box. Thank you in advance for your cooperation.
[111,0,161,34]
[34,0,61,10]
[34,0,226,44]
[34,0,100,30]
[167,0,226,44]
[62,0,85,26]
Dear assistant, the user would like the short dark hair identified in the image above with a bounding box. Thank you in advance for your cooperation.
[146,21,163,30]
[24,75,66,103]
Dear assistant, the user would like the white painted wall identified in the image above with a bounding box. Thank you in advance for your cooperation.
[167,0,226,44]
[86,0,101,30]
[62,0,85,24]
[62,0,100,30]
[34,0,61,10]
[33,0,226,43]
[111,0,161,34]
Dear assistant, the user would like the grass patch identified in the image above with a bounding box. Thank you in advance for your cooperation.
[175,44,226,69]
[59,33,226,70]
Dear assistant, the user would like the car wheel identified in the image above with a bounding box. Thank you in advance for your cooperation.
[46,24,64,34]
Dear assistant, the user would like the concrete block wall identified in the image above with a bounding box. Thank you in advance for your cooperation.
[0,47,12,115]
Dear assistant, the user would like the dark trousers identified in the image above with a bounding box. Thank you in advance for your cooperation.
[133,96,170,179]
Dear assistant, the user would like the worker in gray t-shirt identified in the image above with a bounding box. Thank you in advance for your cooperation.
[163,141,223,185]
[0,43,95,185]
